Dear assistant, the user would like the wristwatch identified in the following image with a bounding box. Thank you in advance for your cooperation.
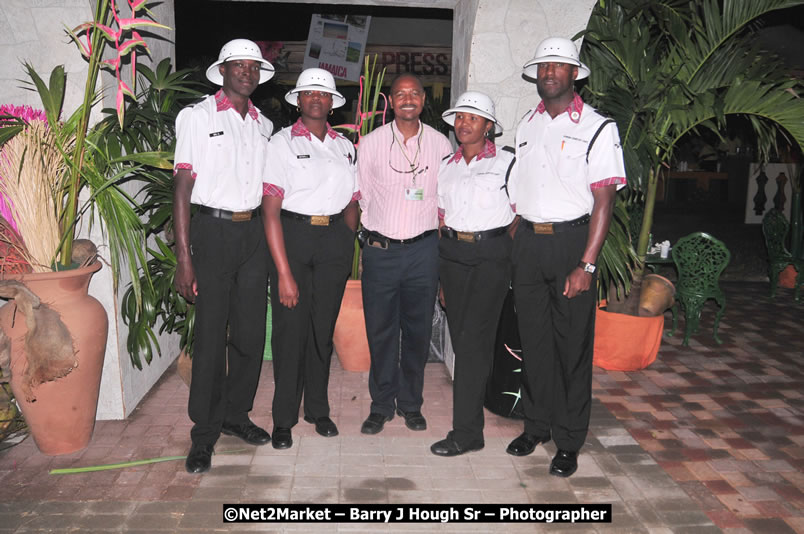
[578,261,596,274]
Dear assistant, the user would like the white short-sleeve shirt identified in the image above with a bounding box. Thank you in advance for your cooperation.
[437,140,516,232]
[174,90,273,211]
[510,94,626,223]
[263,119,357,215]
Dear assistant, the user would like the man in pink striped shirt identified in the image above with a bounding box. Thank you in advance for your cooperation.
[356,73,452,435]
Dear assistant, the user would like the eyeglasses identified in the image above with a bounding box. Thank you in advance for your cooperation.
[389,122,425,175]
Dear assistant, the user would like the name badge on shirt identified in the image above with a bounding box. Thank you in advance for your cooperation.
[297,154,310,159]
[209,131,224,137]
[405,188,424,201]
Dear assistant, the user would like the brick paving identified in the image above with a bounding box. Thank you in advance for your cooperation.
[594,282,804,533]
[0,281,801,533]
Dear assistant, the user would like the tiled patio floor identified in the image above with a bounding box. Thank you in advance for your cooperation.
[0,282,801,533]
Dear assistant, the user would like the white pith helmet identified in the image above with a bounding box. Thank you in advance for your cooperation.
[285,68,346,109]
[522,37,590,80]
[206,39,275,85]
[441,91,503,134]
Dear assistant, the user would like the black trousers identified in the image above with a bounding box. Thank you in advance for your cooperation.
[362,232,439,417]
[511,223,596,452]
[269,217,354,428]
[188,212,269,446]
[439,234,512,448]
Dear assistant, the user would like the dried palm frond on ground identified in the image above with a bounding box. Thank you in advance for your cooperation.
[0,120,67,272]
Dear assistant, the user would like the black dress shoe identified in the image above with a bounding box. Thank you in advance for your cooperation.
[221,420,271,445]
[506,432,550,456]
[304,416,339,437]
[395,408,427,431]
[272,427,293,449]
[185,442,214,474]
[430,437,484,457]
[360,413,392,435]
[550,449,579,477]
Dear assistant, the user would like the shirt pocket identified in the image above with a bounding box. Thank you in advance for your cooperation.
[557,141,587,182]
[209,130,235,170]
[474,172,505,210]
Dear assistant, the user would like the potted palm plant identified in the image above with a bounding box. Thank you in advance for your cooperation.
[0,0,171,454]
[578,0,804,364]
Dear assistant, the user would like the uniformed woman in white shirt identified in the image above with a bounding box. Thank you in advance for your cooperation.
[430,92,518,457]
[262,68,359,449]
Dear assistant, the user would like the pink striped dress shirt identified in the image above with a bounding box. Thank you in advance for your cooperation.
[357,121,452,239]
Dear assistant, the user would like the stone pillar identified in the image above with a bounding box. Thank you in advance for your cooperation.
[465,0,597,147]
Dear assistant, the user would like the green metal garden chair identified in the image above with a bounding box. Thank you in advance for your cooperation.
[761,209,803,301]
[669,232,731,345]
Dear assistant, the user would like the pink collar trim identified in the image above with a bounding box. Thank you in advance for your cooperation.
[448,139,497,164]
[530,93,584,124]
[214,89,259,121]
[290,118,339,140]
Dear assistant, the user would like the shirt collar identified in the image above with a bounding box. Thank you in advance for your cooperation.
[448,139,497,164]
[530,92,584,124]
[290,118,339,141]
[215,89,259,121]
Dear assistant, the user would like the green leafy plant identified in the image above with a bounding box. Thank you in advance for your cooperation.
[579,0,804,303]
[0,0,171,310]
[113,60,202,369]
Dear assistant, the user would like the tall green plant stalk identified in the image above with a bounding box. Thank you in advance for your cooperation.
[334,54,388,279]
[59,0,112,267]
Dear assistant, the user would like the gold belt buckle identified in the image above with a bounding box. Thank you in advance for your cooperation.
[531,222,554,235]
[456,231,476,243]
[231,211,252,222]
[310,215,330,226]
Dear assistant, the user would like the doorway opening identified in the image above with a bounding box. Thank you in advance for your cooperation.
[174,1,454,135]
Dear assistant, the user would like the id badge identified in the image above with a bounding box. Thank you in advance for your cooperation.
[404,188,424,201]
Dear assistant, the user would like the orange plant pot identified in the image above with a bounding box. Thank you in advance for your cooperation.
[0,262,108,455]
[593,301,664,371]
[779,264,798,288]
[332,280,371,372]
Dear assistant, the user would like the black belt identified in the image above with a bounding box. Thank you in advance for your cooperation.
[196,205,260,222]
[366,229,436,246]
[280,209,344,226]
[440,225,508,243]
[523,214,590,235]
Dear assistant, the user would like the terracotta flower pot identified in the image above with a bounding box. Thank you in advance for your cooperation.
[0,261,108,455]
[638,273,676,317]
[332,280,370,372]
[593,301,664,371]
[779,264,798,288]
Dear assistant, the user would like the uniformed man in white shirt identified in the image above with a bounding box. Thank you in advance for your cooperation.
[173,39,275,474]
[507,37,626,477]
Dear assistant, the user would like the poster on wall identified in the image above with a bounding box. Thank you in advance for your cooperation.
[744,163,797,224]
[302,14,371,82]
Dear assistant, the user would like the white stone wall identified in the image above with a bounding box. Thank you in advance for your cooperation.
[467,0,597,147]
